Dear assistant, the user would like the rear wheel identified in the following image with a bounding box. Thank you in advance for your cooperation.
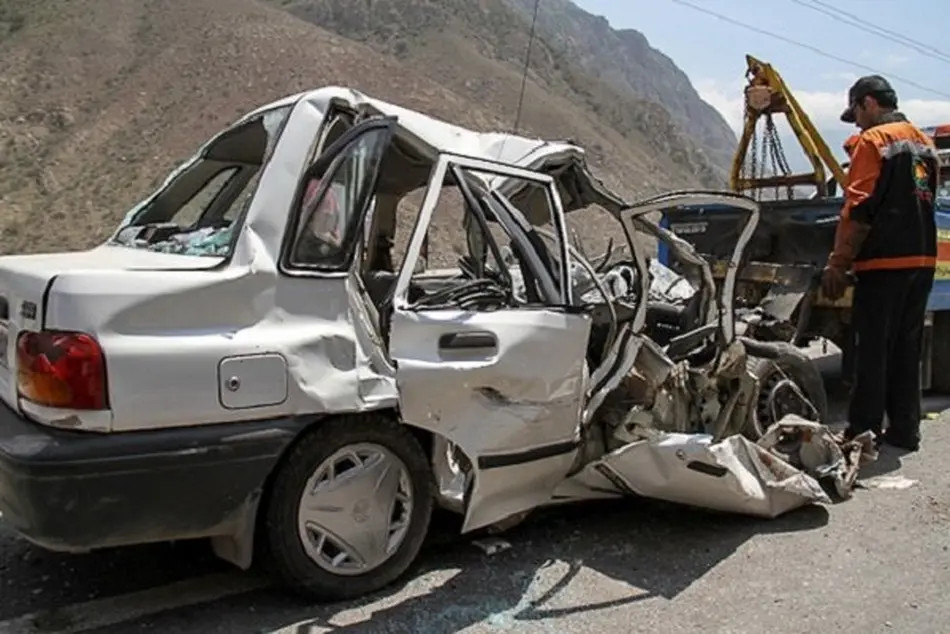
[262,414,433,601]
[744,345,829,440]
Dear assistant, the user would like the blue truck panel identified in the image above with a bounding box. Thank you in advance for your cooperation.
[658,198,950,313]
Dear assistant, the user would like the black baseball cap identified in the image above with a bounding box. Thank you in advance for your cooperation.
[840,75,898,123]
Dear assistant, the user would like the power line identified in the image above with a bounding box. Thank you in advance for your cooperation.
[496,0,541,160]
[669,0,950,100]
[788,0,950,65]
[807,0,950,62]
[513,0,542,134]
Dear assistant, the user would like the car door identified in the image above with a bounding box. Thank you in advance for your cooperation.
[387,154,592,532]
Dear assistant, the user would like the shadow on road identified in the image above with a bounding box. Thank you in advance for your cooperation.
[19,376,947,633]
[238,500,829,633]
[230,377,945,633]
[0,536,225,621]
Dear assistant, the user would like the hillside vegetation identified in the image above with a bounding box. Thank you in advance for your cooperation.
[0,0,734,255]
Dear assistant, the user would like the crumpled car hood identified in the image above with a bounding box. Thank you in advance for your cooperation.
[563,414,876,518]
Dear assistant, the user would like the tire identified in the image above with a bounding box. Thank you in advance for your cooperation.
[262,413,433,601]
[744,344,829,440]
[929,311,950,394]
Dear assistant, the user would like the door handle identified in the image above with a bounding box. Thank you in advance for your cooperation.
[438,331,498,350]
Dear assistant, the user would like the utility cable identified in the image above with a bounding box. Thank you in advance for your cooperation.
[807,0,950,63]
[669,0,950,100]
[513,0,542,134]
[496,0,542,161]
[788,0,950,66]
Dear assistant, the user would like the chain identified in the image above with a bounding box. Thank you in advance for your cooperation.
[764,114,794,199]
[742,88,761,199]
[743,92,795,200]
[743,112,794,201]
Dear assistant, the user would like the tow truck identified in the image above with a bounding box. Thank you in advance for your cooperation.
[659,55,950,392]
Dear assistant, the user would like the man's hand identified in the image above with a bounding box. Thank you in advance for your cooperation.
[821,264,851,301]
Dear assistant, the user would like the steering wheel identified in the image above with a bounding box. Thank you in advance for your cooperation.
[413,279,491,309]
[456,254,512,287]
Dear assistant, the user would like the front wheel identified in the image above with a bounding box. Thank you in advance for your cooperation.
[262,414,433,601]
[744,345,829,440]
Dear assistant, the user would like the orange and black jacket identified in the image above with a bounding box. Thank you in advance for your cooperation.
[831,112,940,272]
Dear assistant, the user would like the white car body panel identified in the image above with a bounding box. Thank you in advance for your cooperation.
[0,84,865,576]
[0,87,594,433]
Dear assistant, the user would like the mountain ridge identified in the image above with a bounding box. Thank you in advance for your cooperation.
[0,0,734,256]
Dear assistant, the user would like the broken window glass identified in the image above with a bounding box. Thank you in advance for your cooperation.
[111,104,293,257]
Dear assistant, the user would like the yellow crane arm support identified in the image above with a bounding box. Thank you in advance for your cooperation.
[730,54,848,196]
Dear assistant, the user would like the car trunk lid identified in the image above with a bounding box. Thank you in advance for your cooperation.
[0,245,223,409]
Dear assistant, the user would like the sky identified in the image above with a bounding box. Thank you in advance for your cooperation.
[572,0,950,169]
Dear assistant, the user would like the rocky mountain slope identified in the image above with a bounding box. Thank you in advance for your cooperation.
[277,0,731,184]
[504,0,737,172]
[0,0,732,255]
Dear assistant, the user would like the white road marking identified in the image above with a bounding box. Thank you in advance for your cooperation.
[0,572,268,634]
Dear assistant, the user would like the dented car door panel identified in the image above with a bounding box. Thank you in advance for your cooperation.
[389,308,591,531]
[388,154,592,532]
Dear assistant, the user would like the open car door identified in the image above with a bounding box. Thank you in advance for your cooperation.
[387,154,592,532]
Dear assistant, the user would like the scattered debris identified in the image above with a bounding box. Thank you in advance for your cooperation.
[860,475,919,491]
[760,417,876,501]
[113,224,234,257]
[472,538,512,556]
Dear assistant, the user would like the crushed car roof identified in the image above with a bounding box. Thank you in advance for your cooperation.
[239,86,628,217]
[244,86,588,168]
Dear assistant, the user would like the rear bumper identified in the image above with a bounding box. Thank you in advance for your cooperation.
[0,403,300,552]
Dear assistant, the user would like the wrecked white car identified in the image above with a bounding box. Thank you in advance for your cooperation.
[0,87,867,603]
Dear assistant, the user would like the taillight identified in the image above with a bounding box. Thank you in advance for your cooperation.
[16,330,108,410]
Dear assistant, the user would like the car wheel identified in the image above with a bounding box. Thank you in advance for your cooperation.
[263,413,433,601]
[745,345,829,440]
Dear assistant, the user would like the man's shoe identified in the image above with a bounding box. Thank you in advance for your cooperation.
[882,431,920,452]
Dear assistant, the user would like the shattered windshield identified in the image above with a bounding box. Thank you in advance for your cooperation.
[110,105,292,257]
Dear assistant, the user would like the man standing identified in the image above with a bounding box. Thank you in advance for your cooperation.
[821,75,940,451]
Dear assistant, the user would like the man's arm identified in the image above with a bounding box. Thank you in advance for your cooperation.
[828,136,882,270]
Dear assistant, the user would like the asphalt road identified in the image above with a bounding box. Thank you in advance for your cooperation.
[3,391,950,634]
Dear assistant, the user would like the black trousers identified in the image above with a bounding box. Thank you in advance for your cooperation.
[848,267,935,441]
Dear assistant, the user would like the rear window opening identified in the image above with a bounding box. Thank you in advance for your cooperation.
[110,105,292,258]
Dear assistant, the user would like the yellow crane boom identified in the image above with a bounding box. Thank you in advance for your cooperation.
[730,54,847,198]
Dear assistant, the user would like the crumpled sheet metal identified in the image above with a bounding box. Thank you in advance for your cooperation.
[648,258,695,304]
[595,414,875,518]
[758,415,876,501]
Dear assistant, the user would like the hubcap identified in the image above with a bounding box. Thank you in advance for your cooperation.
[297,443,413,576]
